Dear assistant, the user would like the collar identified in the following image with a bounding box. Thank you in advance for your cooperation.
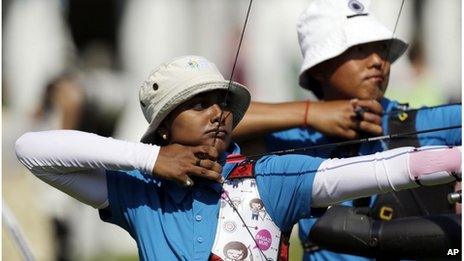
[163,143,241,204]
[381,97,404,113]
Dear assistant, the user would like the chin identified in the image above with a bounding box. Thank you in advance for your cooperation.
[372,89,386,100]
[199,137,229,153]
[357,87,384,100]
[213,139,231,154]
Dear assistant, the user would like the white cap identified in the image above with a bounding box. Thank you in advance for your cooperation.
[139,55,251,144]
[297,0,408,91]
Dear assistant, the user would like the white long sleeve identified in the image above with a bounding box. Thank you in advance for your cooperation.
[311,146,461,207]
[15,130,160,209]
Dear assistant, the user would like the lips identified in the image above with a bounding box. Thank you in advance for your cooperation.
[206,128,229,139]
[366,74,385,84]
[367,73,384,79]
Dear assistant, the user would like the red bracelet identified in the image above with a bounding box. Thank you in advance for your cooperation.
[303,100,311,128]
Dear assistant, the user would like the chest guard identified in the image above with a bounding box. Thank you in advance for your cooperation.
[210,161,290,261]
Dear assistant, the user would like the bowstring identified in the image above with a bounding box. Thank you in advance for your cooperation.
[213,0,253,148]
[211,1,269,260]
[382,0,405,66]
[223,190,269,260]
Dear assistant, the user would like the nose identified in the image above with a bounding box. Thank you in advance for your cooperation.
[367,51,390,71]
[210,103,224,124]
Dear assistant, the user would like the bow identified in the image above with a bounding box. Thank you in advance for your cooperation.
[214,0,253,145]
[214,0,461,259]
[226,124,461,163]
[217,0,461,164]
[212,1,272,259]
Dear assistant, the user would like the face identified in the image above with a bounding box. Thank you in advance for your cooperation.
[226,249,244,260]
[251,202,261,210]
[312,41,392,101]
[162,90,233,153]
[232,198,241,207]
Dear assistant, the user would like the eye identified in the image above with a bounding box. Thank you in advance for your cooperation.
[191,101,208,111]
[219,96,232,109]
[220,101,230,109]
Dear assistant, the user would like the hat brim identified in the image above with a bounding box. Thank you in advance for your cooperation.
[299,15,408,91]
[140,80,250,144]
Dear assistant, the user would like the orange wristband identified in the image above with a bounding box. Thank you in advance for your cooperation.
[303,100,311,128]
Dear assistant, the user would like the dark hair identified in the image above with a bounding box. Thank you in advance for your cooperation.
[223,241,248,260]
[146,132,168,146]
[142,117,172,146]
[300,69,324,99]
[249,198,264,209]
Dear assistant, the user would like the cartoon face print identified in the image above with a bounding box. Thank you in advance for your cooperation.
[231,197,242,209]
[249,198,265,221]
[249,199,264,211]
[223,241,248,261]
[227,249,244,260]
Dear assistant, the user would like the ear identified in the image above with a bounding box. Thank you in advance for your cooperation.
[157,126,169,141]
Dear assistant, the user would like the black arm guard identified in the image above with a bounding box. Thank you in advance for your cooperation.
[309,206,461,260]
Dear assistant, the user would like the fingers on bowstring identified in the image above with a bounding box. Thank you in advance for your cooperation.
[343,128,359,140]
[357,99,384,115]
[337,122,358,139]
[349,98,359,108]
[362,111,382,125]
[358,121,383,135]
[192,145,219,160]
[196,159,222,173]
[188,165,224,183]
[348,99,364,121]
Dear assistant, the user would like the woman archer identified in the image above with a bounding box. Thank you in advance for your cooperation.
[15,55,461,261]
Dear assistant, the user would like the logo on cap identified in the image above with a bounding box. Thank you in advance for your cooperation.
[187,58,210,69]
[188,59,199,68]
[348,0,364,13]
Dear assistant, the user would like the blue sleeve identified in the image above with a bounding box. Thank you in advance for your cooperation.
[416,104,461,146]
[254,154,325,232]
[99,170,156,237]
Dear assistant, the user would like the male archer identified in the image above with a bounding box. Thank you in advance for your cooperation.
[233,0,461,260]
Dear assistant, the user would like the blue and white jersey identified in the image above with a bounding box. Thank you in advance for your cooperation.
[99,143,325,261]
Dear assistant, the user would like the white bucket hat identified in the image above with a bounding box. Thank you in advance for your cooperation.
[297,0,408,91]
[139,55,251,144]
